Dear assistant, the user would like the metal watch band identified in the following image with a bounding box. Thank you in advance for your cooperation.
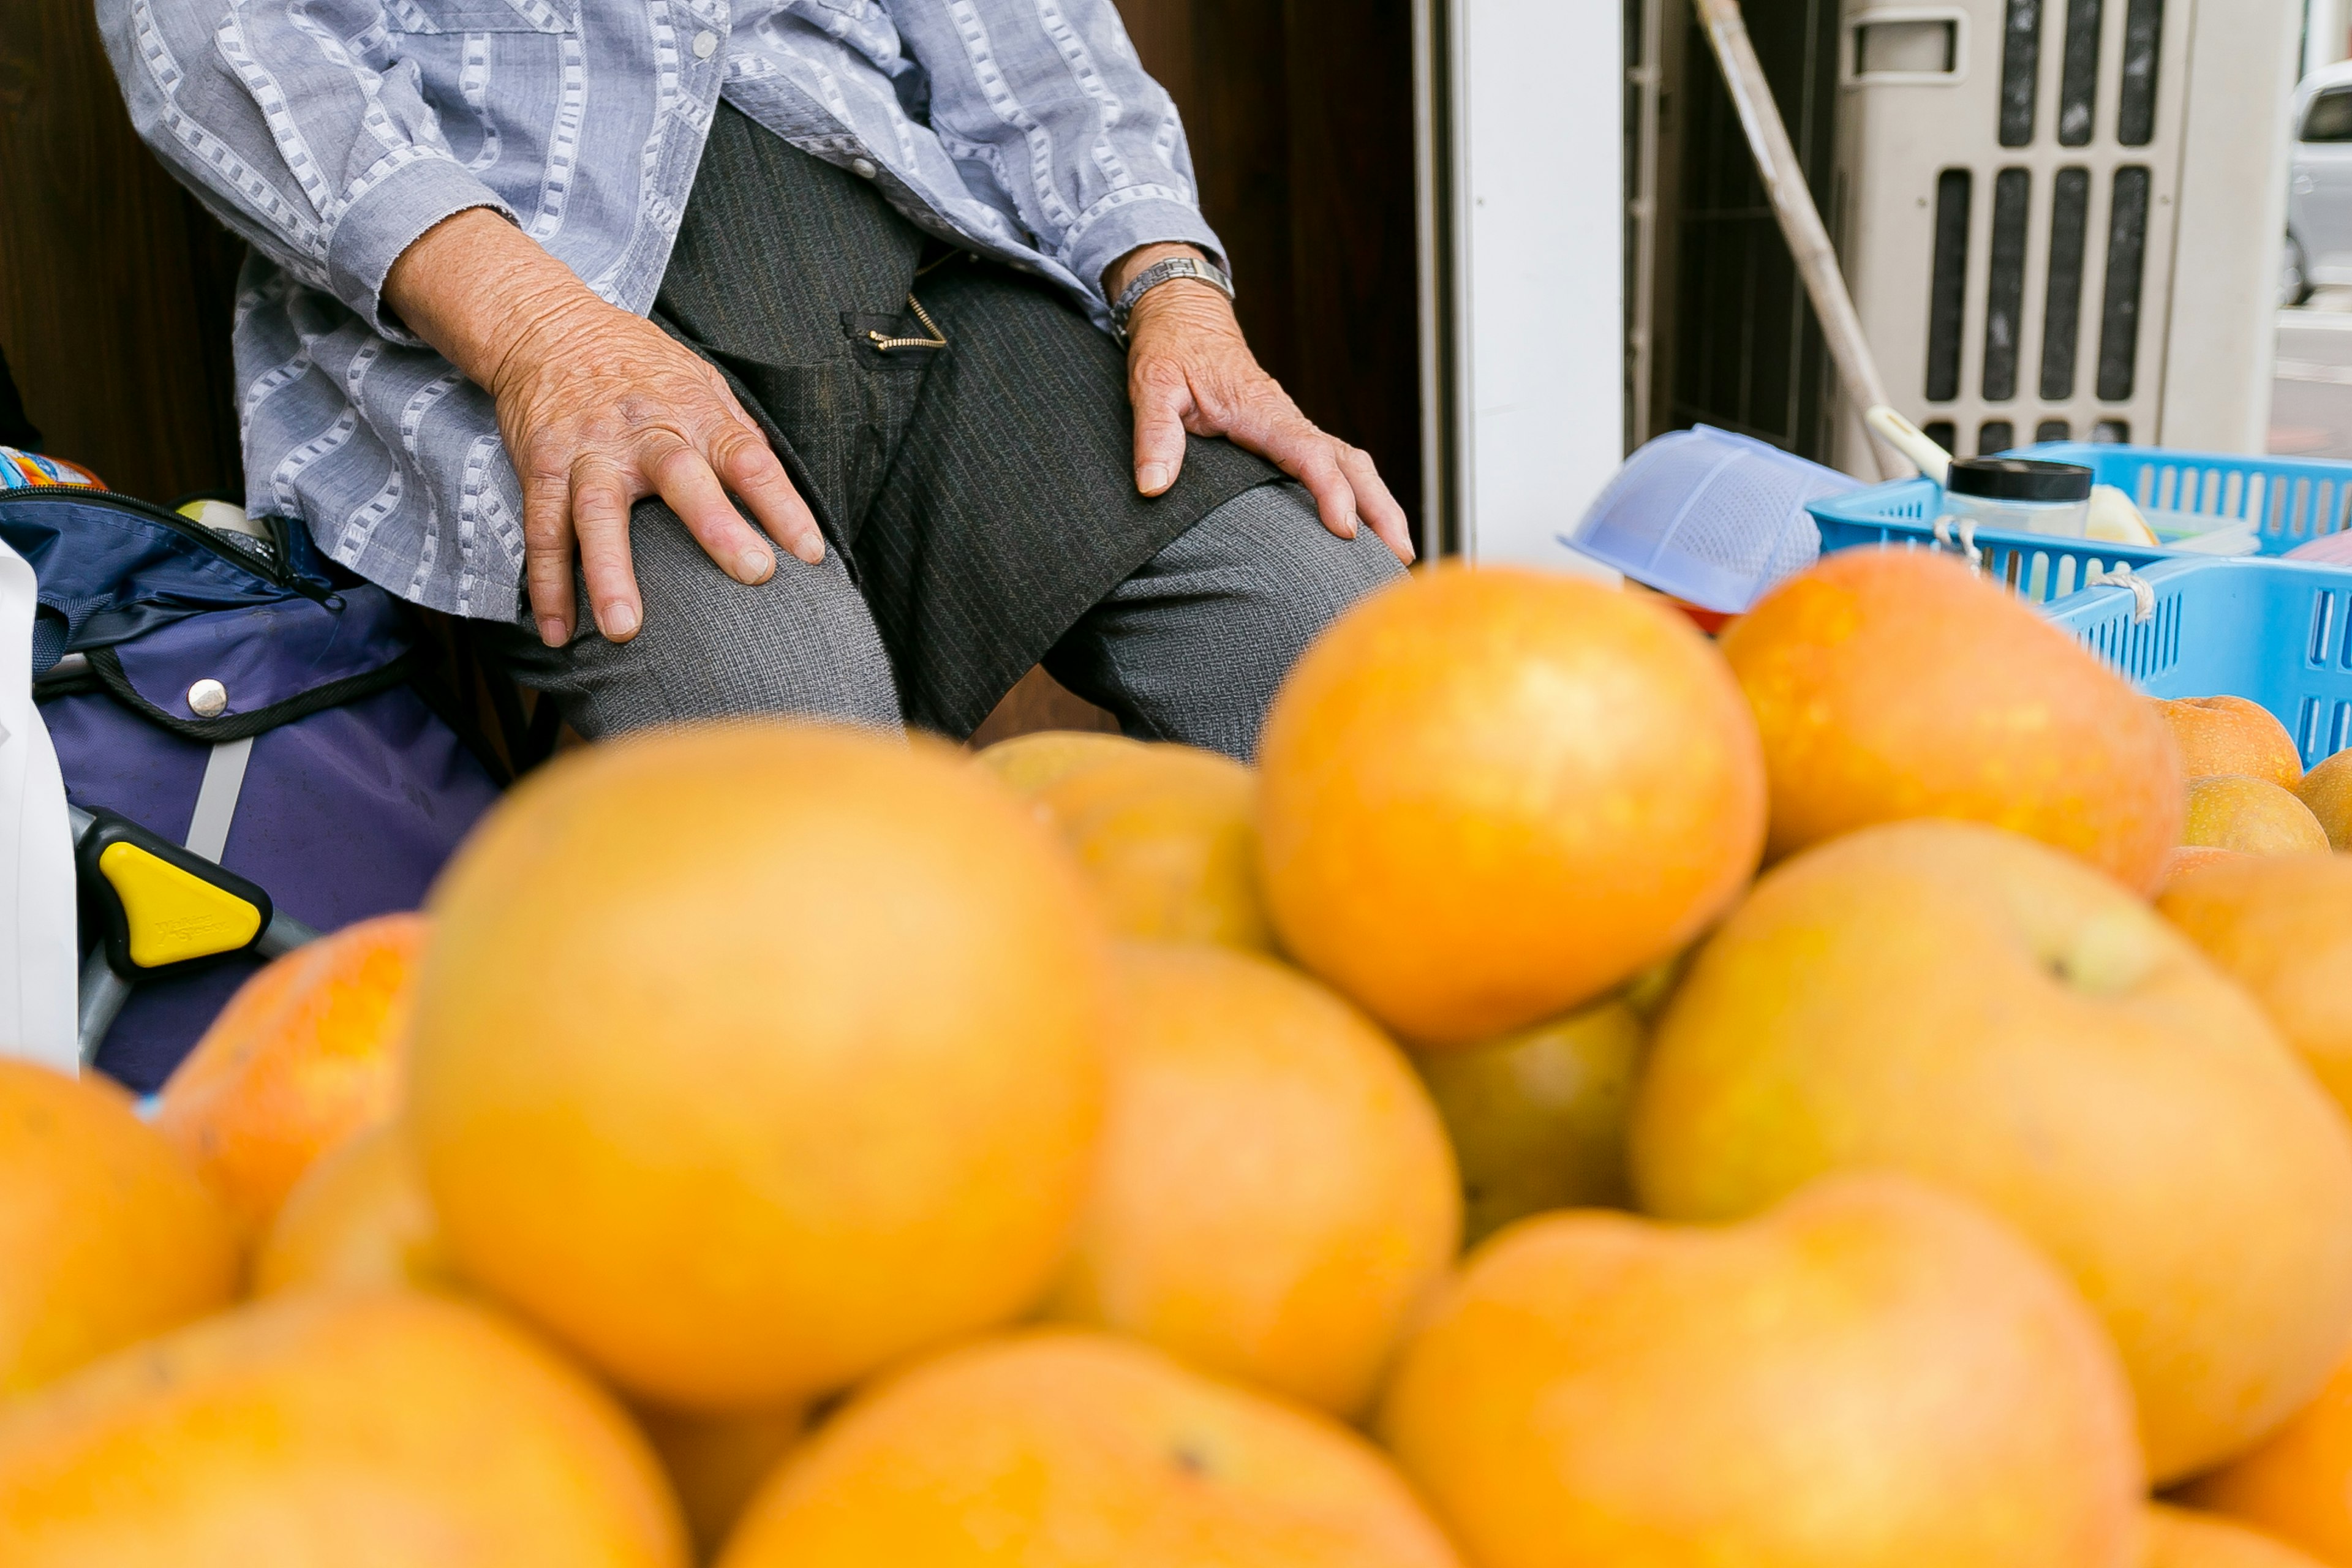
[1109,256,1235,343]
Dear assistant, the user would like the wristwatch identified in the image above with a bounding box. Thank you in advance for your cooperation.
[1109,255,1235,345]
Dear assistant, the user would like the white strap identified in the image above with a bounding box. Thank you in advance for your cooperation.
[2085,564,2157,623]
[185,736,254,863]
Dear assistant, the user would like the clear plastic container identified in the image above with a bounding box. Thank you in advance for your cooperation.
[1940,456,2094,537]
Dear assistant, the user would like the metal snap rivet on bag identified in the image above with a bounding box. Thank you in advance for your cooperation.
[851,157,878,179]
[188,679,228,718]
[691,29,717,58]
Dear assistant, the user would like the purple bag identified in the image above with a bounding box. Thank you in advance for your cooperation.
[19,488,502,1091]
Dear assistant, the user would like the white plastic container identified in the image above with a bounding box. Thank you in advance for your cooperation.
[1940,456,2094,538]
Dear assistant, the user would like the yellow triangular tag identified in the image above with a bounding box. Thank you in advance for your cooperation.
[96,842,264,968]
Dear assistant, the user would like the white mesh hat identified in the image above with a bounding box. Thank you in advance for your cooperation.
[1566,426,1854,612]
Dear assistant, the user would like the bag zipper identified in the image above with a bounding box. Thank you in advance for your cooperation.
[1,484,323,598]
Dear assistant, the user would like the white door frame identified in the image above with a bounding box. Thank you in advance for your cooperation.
[1418,0,1629,567]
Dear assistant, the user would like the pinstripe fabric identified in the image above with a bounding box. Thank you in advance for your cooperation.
[97,0,1223,620]
[481,105,1291,739]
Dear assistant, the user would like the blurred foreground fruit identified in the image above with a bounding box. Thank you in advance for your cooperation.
[1030,745,1272,951]
[718,1330,1461,1568]
[2180,1349,2352,1564]
[2298,750,2352,850]
[2163,845,2250,891]
[0,1060,236,1395]
[2160,856,2352,1120]
[1258,567,1765,1046]
[636,1402,805,1562]
[1722,548,2183,889]
[2158,698,2305,791]
[2184,776,2333,857]
[0,1291,687,1566]
[1632,819,2352,1481]
[1379,1173,2141,1568]
[1050,944,1458,1416]
[410,724,1109,1410]
[1415,997,1645,1244]
[972,729,1140,794]
[2147,1506,2331,1568]
[155,911,426,1234]
[254,1121,452,1297]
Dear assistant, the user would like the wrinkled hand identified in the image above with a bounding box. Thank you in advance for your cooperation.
[1123,265,1413,564]
[488,296,824,646]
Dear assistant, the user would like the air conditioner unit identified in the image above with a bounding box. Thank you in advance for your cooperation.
[1830,0,2299,472]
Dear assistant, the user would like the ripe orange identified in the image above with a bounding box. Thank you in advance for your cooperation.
[2181,1349,2352,1562]
[1029,745,1273,951]
[2183,775,2334,857]
[252,1121,453,1297]
[1722,547,2184,889]
[1050,943,1459,1415]
[154,911,427,1234]
[409,723,1110,1411]
[972,729,1142,794]
[717,1330,1462,1568]
[2146,1506,2329,1568]
[1257,566,1765,1046]
[2159,697,2305,791]
[0,1060,237,1395]
[0,1291,686,1565]
[2299,751,2352,850]
[1380,1172,2142,1568]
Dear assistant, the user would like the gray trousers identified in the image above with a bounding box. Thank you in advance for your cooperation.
[491,480,1402,760]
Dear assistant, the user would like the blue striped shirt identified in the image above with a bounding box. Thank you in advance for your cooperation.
[99,0,1223,617]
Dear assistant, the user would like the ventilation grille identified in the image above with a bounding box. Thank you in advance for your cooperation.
[1872,0,2179,459]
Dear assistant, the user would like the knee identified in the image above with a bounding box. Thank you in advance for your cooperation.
[1219,481,1408,655]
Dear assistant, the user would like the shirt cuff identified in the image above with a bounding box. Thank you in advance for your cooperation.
[1060,194,1229,304]
[325,154,521,344]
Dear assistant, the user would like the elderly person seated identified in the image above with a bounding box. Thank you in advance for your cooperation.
[100,0,1411,756]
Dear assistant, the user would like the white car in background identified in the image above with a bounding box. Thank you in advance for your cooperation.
[2289,61,2352,306]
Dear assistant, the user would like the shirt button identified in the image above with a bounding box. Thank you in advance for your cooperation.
[691,29,718,58]
[850,157,878,179]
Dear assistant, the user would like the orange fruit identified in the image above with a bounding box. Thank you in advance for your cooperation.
[409,723,1110,1411]
[0,1060,237,1395]
[252,1121,453,1297]
[2184,776,2334,857]
[1722,547,2184,890]
[154,911,427,1234]
[1029,745,1272,951]
[2162,845,2250,892]
[1379,1172,2143,1568]
[1257,566,1765,1046]
[2180,1349,2352,1562]
[717,1329,1462,1568]
[1632,818,2352,1482]
[972,729,1142,794]
[1414,997,1646,1245]
[2159,698,2306,791]
[2146,1505,2329,1568]
[2298,751,2352,850]
[636,1402,805,1562]
[2160,855,2352,1121]
[0,1290,686,1565]
[1050,944,1458,1416]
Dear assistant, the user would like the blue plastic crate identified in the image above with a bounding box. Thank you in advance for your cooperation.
[1809,442,2352,604]
[2042,556,2352,767]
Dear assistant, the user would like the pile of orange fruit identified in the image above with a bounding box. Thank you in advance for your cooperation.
[9,545,2352,1568]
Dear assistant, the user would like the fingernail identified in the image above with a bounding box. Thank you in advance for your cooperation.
[603,602,639,639]
[740,548,775,582]
[1342,513,1361,538]
[796,536,826,565]
[538,617,567,647]
[1138,463,1170,494]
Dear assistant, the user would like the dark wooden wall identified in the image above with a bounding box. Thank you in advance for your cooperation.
[0,0,1421,524]
[1121,0,1423,533]
[0,0,247,502]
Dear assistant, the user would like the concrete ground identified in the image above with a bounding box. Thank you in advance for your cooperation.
[2273,287,2352,457]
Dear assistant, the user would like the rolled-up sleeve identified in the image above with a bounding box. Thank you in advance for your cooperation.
[889,0,1225,299]
[96,0,517,341]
